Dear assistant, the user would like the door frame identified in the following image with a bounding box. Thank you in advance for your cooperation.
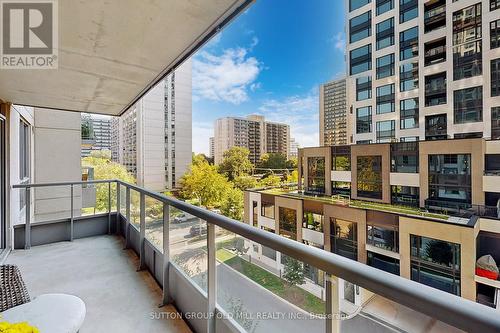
[0,111,7,254]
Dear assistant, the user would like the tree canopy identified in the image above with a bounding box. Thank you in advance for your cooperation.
[218,146,254,180]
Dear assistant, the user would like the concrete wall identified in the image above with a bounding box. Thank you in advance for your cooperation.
[33,108,82,222]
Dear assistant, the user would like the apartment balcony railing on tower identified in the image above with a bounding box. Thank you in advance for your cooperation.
[8,180,500,333]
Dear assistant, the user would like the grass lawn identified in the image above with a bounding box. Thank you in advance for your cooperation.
[216,249,325,315]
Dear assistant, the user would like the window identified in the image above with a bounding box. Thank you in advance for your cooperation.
[493,107,500,140]
[400,136,419,142]
[425,72,447,107]
[376,120,395,143]
[332,146,351,171]
[454,132,483,139]
[303,211,323,233]
[376,84,395,114]
[424,0,446,33]
[252,201,258,227]
[376,17,394,50]
[356,76,372,101]
[279,207,297,240]
[332,182,351,196]
[367,211,399,252]
[411,235,461,296]
[453,3,482,80]
[307,157,325,194]
[356,106,372,134]
[492,20,500,49]
[391,141,418,173]
[350,44,372,75]
[425,114,447,140]
[400,98,418,129]
[261,202,274,219]
[399,0,417,23]
[428,154,471,205]
[368,252,400,275]
[399,27,418,60]
[453,42,482,80]
[357,140,372,144]
[350,11,371,43]
[399,61,418,91]
[376,0,393,15]
[492,59,500,97]
[357,156,382,199]
[391,186,419,207]
[331,218,357,260]
[492,0,500,11]
[376,53,394,79]
[350,0,371,12]
[454,86,482,124]
[424,38,446,66]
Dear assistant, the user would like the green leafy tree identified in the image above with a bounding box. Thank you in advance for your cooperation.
[285,157,298,169]
[179,155,232,208]
[220,187,244,220]
[89,149,111,160]
[233,175,258,190]
[282,256,305,286]
[218,147,253,180]
[258,153,287,170]
[286,170,298,183]
[259,174,282,187]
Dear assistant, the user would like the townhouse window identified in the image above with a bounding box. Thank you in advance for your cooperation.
[356,106,372,134]
[399,0,418,23]
[376,53,394,79]
[279,207,297,240]
[424,38,446,66]
[331,218,358,261]
[350,0,371,12]
[303,211,324,233]
[425,72,447,107]
[307,157,326,194]
[491,20,500,49]
[376,17,394,50]
[428,154,471,205]
[400,98,419,129]
[376,120,395,143]
[491,0,500,11]
[376,83,395,114]
[425,114,447,140]
[261,202,274,219]
[391,141,418,173]
[357,156,382,199]
[376,0,393,16]
[350,11,371,43]
[350,44,372,75]
[252,201,258,227]
[492,107,500,140]
[454,86,482,124]
[332,182,351,196]
[356,76,372,101]
[367,211,399,252]
[391,186,419,207]
[332,145,351,171]
[492,59,500,97]
[368,252,400,275]
[411,235,461,296]
[399,27,418,61]
[399,61,418,92]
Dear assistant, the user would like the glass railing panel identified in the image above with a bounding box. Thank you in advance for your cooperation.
[215,227,326,332]
[145,195,163,250]
[109,182,117,212]
[119,184,126,216]
[130,189,140,228]
[170,208,208,292]
[80,182,111,216]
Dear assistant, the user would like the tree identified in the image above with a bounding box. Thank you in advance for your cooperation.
[258,153,287,170]
[286,170,298,183]
[233,175,258,190]
[282,256,305,286]
[286,157,298,169]
[220,187,244,220]
[259,174,281,187]
[218,147,253,180]
[89,149,111,160]
[179,155,232,208]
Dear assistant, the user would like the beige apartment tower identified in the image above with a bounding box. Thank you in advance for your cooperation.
[214,115,290,165]
[319,78,348,146]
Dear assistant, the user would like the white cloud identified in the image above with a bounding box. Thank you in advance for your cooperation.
[332,32,345,53]
[258,92,320,148]
[192,44,262,105]
[192,121,214,155]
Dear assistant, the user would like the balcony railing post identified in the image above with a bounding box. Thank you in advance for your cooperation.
[325,274,340,333]
[107,181,112,234]
[116,182,120,235]
[207,223,216,333]
[139,192,146,271]
[70,184,74,242]
[24,187,31,250]
[161,203,170,306]
[124,186,130,250]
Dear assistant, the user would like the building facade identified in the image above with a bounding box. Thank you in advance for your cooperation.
[245,137,500,309]
[112,59,192,191]
[213,115,290,165]
[81,114,112,157]
[319,78,348,146]
[346,0,500,144]
[289,137,300,158]
[209,136,215,159]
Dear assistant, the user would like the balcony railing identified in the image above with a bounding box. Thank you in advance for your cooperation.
[12,180,500,333]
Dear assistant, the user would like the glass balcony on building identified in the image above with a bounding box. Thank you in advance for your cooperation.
[424,38,446,66]
[424,0,446,33]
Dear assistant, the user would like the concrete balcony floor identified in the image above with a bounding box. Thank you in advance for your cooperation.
[6,235,191,333]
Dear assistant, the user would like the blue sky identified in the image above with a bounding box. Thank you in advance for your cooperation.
[192,0,346,154]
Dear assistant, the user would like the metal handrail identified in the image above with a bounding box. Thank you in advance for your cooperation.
[13,179,500,333]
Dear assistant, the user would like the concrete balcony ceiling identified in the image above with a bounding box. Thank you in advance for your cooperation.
[0,0,251,116]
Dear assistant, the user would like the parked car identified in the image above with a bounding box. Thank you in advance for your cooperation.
[189,224,207,237]
[173,213,195,224]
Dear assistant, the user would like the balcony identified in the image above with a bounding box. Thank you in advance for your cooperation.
[424,3,446,33]
[7,180,500,333]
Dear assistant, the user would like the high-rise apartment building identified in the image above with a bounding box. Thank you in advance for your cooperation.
[112,59,192,191]
[214,115,290,165]
[319,78,348,146]
[289,137,300,158]
[209,137,215,159]
[81,114,112,157]
[346,0,500,144]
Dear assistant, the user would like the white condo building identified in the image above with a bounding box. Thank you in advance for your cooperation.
[346,0,500,144]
